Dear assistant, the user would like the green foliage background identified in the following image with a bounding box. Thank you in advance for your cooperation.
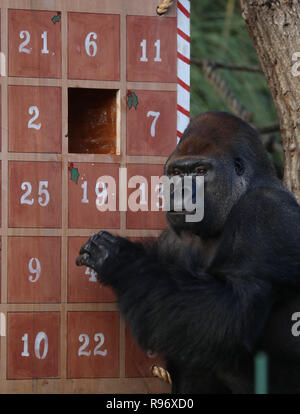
[190,0,278,128]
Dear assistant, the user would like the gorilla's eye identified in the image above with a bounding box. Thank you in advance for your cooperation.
[194,167,207,175]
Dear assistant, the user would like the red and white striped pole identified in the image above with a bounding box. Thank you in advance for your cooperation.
[177,0,190,144]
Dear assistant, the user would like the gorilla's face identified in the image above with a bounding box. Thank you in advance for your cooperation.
[163,112,256,239]
[165,153,234,238]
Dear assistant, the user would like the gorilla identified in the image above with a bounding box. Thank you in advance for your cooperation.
[76,111,300,394]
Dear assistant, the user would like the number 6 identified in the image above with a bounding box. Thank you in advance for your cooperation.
[85,32,97,57]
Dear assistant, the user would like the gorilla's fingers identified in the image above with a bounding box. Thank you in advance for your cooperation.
[76,253,91,267]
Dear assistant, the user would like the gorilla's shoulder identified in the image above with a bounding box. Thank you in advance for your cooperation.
[236,185,300,217]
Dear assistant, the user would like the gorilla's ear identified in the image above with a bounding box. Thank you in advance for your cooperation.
[234,158,245,176]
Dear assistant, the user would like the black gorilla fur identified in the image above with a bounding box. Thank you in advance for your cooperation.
[76,111,300,394]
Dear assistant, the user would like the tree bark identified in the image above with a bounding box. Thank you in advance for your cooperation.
[240,0,300,200]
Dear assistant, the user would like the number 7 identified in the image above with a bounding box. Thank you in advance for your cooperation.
[147,111,160,137]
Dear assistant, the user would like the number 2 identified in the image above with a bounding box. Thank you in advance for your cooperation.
[19,30,31,54]
[78,333,107,357]
[28,106,41,130]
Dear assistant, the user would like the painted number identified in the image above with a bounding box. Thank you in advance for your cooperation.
[19,30,49,54]
[147,111,160,137]
[28,106,41,130]
[80,180,108,207]
[20,181,50,207]
[85,267,97,282]
[21,331,48,359]
[19,30,31,54]
[28,258,41,283]
[41,31,49,54]
[95,181,108,208]
[155,183,165,209]
[85,32,98,57]
[140,39,162,62]
[78,333,107,357]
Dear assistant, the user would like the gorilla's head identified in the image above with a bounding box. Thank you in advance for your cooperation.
[164,111,278,238]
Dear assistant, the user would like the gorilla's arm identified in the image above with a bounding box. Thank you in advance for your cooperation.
[76,231,272,371]
[76,187,300,373]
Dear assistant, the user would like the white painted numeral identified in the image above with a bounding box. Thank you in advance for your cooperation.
[78,334,91,356]
[81,180,109,207]
[81,181,89,204]
[78,333,107,357]
[139,182,147,205]
[35,331,48,360]
[94,333,107,356]
[28,257,41,283]
[38,181,50,207]
[21,333,30,357]
[28,106,41,130]
[85,267,97,282]
[95,181,108,208]
[147,111,160,137]
[20,181,50,207]
[19,30,31,54]
[154,39,162,62]
[140,39,162,62]
[140,39,148,62]
[41,31,49,54]
[85,32,98,57]
[155,183,165,209]
[20,182,34,205]
[21,331,48,360]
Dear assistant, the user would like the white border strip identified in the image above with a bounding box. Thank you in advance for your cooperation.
[177,0,190,144]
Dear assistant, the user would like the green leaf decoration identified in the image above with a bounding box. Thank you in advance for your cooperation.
[131,92,138,109]
[52,14,61,24]
[127,95,133,110]
[127,91,138,110]
[70,167,79,184]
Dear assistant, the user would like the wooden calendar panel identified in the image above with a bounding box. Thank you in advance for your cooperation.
[68,162,120,229]
[8,161,62,228]
[68,13,120,81]
[8,9,61,78]
[126,163,167,230]
[127,90,177,156]
[7,237,61,303]
[125,326,166,378]
[8,86,62,153]
[67,312,119,378]
[0,0,182,394]
[68,237,116,303]
[7,312,60,379]
[127,16,177,82]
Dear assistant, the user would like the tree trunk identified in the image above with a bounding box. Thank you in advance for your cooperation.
[240,0,300,200]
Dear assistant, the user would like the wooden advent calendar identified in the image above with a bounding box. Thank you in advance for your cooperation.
[0,0,190,393]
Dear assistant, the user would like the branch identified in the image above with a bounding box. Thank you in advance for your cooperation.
[191,57,263,73]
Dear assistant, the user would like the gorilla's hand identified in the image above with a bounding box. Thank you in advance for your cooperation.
[76,231,120,274]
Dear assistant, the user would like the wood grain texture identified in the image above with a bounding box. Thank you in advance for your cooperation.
[0,0,176,393]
